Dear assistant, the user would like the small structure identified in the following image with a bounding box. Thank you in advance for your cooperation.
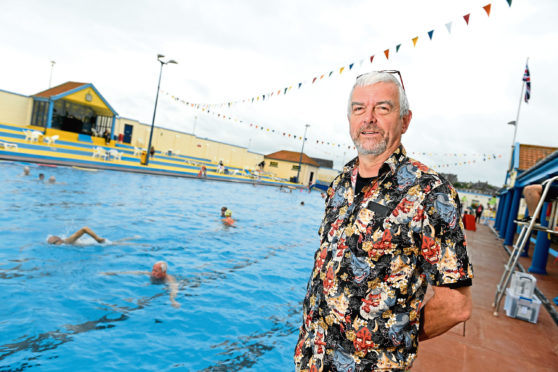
[264,150,320,186]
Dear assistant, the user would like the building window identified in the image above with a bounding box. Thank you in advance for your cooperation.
[292,165,300,171]
[31,101,48,128]
[269,161,278,168]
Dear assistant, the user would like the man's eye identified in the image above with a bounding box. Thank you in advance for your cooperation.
[375,105,391,114]
[352,106,364,113]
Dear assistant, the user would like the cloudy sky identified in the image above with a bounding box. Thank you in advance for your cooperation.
[1,0,556,185]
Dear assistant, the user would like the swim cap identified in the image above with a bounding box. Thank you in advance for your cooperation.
[224,210,232,217]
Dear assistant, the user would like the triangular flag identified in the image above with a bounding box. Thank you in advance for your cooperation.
[359,59,364,67]
[428,30,434,40]
[339,67,345,74]
[370,55,375,63]
[384,49,389,59]
[312,77,317,83]
[284,87,288,94]
[412,37,418,47]
[396,44,401,52]
[463,14,470,25]
[506,0,512,6]
[349,63,354,70]
[445,22,452,34]
[329,71,333,77]
[297,83,302,89]
[320,74,324,79]
[483,4,491,16]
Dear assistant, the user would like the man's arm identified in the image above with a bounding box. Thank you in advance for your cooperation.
[166,274,180,308]
[418,286,472,341]
[65,226,105,244]
[101,271,149,276]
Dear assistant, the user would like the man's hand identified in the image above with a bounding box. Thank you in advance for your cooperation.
[419,286,472,341]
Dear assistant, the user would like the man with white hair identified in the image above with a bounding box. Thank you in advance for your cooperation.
[103,261,180,308]
[295,71,473,371]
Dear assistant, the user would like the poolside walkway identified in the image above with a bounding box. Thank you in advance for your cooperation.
[412,224,558,372]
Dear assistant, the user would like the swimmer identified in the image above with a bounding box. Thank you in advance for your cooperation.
[221,209,235,226]
[300,201,305,206]
[38,173,45,181]
[48,176,56,184]
[23,166,30,176]
[102,261,180,308]
[48,226,106,245]
[220,206,228,217]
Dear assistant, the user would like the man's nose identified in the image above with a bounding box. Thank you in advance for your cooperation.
[362,106,377,123]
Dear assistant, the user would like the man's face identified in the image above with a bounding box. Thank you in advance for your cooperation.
[151,263,165,279]
[349,82,411,157]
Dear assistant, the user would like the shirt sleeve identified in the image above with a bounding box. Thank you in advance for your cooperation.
[418,180,474,287]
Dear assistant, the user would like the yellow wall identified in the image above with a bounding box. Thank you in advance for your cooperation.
[265,158,318,185]
[0,90,33,126]
[64,87,113,116]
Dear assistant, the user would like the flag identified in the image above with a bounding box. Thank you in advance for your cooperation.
[523,63,531,103]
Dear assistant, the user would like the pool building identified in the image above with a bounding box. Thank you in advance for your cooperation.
[0,82,339,187]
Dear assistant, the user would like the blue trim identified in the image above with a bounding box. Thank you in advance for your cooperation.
[529,202,551,275]
[0,88,30,98]
[110,115,116,137]
[513,142,520,170]
[515,161,558,187]
[46,99,54,129]
[504,188,522,246]
[49,83,118,116]
[33,96,49,102]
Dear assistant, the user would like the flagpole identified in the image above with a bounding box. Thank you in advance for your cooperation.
[511,57,529,147]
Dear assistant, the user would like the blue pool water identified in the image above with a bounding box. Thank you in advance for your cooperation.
[0,161,324,371]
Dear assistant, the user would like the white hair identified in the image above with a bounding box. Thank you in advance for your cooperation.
[347,71,410,118]
[155,261,167,272]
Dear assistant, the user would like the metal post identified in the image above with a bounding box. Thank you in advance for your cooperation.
[296,124,310,184]
[49,61,56,88]
[144,54,177,166]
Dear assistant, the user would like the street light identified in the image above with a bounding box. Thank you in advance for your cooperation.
[296,124,310,184]
[143,54,177,166]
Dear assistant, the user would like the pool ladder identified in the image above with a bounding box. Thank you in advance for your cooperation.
[493,175,558,316]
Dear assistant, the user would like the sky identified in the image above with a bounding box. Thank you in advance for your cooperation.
[1,0,557,185]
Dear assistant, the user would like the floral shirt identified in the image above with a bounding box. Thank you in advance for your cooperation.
[295,146,473,371]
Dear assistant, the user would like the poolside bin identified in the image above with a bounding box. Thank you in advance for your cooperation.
[140,150,147,165]
[504,272,541,323]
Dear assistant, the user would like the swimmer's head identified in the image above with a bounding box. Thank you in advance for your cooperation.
[23,166,30,175]
[151,261,167,280]
[224,210,232,217]
[38,173,45,181]
[48,176,56,184]
[48,236,64,245]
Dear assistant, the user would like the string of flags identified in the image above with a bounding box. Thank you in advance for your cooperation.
[164,90,505,165]
[431,154,503,169]
[165,1,511,111]
[162,90,358,149]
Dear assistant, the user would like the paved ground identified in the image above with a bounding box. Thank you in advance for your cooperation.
[412,224,558,372]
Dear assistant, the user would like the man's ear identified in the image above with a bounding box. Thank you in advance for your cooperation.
[401,110,412,134]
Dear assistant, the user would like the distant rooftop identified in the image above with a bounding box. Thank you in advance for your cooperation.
[265,150,320,167]
[34,81,87,98]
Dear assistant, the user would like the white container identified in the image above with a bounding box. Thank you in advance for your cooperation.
[504,288,541,323]
[509,271,536,298]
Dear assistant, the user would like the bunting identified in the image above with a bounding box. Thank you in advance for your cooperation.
[165,2,509,113]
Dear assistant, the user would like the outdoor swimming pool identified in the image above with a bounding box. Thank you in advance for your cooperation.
[0,161,324,371]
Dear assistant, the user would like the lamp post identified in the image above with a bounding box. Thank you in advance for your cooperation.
[143,54,177,166]
[296,124,310,184]
[48,60,56,88]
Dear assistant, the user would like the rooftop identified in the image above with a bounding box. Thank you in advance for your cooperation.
[265,150,320,167]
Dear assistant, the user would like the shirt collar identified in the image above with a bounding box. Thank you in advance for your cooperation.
[343,145,407,179]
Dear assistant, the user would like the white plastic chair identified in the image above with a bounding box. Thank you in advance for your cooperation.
[108,149,122,161]
[44,135,59,145]
[133,147,141,156]
[92,147,107,160]
[0,140,18,150]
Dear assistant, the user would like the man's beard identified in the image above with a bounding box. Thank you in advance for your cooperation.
[351,126,387,156]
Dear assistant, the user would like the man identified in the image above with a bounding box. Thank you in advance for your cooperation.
[102,261,180,308]
[48,226,105,245]
[221,207,235,226]
[294,71,473,371]
[522,182,558,223]
[475,204,484,224]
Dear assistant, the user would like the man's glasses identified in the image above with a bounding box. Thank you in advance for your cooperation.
[357,70,405,91]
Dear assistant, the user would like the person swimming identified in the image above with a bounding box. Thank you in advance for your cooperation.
[48,226,105,245]
[102,261,180,308]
